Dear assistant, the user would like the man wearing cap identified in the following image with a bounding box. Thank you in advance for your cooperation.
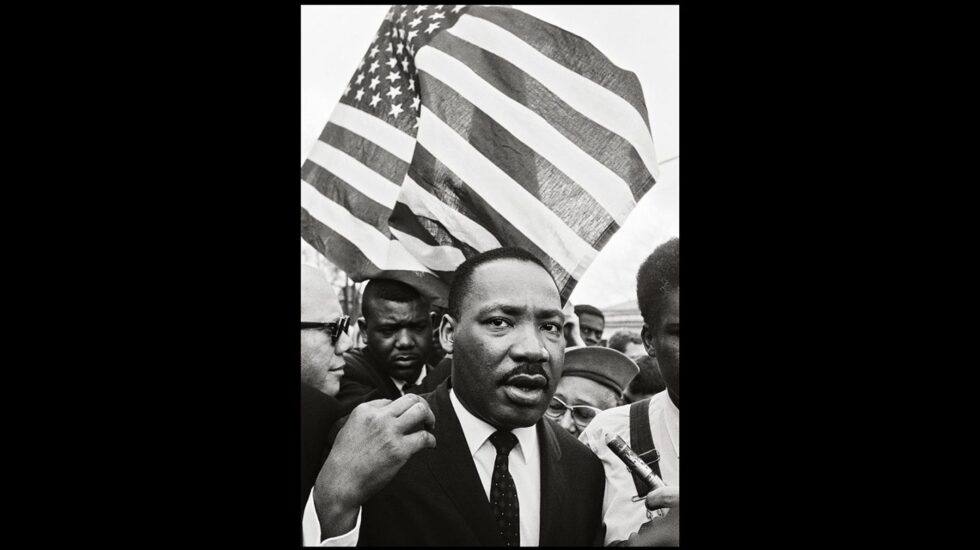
[545,346,639,436]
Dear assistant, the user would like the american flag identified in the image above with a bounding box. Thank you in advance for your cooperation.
[301,4,659,306]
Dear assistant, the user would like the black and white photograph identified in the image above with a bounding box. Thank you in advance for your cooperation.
[300,4,679,546]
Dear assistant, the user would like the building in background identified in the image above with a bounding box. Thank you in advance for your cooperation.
[600,298,644,341]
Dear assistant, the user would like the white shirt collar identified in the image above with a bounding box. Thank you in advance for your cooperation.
[449,388,536,466]
[390,365,428,393]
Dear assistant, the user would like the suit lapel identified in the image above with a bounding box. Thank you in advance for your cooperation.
[425,384,503,546]
[537,418,567,546]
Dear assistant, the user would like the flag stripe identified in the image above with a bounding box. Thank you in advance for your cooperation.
[302,162,394,237]
[301,179,434,273]
[416,71,621,241]
[318,122,409,185]
[466,6,652,132]
[302,205,380,278]
[406,143,576,299]
[414,105,595,280]
[389,226,467,272]
[400,174,502,252]
[306,140,401,209]
[437,19,658,199]
[415,45,637,226]
[328,103,416,163]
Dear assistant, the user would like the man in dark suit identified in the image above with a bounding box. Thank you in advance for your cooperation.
[316,247,606,546]
[301,265,436,545]
[335,278,450,414]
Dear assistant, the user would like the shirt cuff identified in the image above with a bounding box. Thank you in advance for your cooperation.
[319,507,361,546]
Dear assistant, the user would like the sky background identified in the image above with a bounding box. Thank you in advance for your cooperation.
[302,5,678,309]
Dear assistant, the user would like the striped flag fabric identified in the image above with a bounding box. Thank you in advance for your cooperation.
[301,4,659,306]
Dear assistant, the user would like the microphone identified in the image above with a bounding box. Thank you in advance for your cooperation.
[605,433,666,494]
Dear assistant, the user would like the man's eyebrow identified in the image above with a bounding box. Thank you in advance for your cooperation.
[475,304,564,320]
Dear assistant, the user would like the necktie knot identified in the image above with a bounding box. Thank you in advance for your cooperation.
[489,430,518,456]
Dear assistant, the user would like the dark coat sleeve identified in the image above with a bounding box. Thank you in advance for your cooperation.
[300,383,341,520]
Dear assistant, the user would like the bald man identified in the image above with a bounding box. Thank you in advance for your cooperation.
[299,265,437,545]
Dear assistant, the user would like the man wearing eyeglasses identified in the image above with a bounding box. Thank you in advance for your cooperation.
[546,346,640,437]
[579,238,680,546]
[300,265,437,545]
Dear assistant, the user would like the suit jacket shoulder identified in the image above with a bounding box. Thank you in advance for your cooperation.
[358,383,604,546]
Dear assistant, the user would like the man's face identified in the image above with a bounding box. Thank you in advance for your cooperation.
[642,288,679,405]
[300,287,353,397]
[361,298,432,382]
[551,376,619,435]
[578,313,605,346]
[444,259,565,430]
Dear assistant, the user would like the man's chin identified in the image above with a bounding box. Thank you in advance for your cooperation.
[388,363,424,380]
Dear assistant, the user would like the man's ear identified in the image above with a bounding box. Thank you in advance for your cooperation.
[438,313,456,354]
[640,323,656,357]
[357,317,367,334]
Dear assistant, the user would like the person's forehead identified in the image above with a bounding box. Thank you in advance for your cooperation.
[369,297,429,319]
[556,376,612,405]
[302,285,342,321]
[462,259,559,313]
[578,313,604,326]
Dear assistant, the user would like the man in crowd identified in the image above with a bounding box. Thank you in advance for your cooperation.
[316,247,606,546]
[546,346,639,437]
[564,304,606,347]
[607,330,647,362]
[334,278,444,414]
[579,238,680,546]
[300,265,436,544]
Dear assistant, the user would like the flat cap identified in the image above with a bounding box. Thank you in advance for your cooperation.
[562,346,640,394]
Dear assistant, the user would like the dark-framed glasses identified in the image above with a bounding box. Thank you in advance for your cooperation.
[300,315,350,345]
[543,395,603,428]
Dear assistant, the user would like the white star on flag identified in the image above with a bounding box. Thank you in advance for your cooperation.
[407,29,418,41]
[425,22,440,34]
[429,11,445,20]
[368,93,381,107]
[411,95,420,110]
[389,102,404,118]
[385,70,402,83]
[386,57,398,69]
[386,42,393,53]
[355,73,364,85]
[409,16,422,28]
[407,78,415,91]
[342,83,350,96]
[386,86,402,100]
[414,5,427,13]
[368,76,381,90]
[452,5,465,13]
[401,58,410,71]
[396,42,404,55]
[368,60,380,73]
[354,88,365,101]
[369,45,379,57]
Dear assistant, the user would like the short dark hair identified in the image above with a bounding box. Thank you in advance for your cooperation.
[636,237,679,326]
[607,330,642,353]
[448,247,555,320]
[362,278,429,320]
[628,355,667,395]
[573,304,604,321]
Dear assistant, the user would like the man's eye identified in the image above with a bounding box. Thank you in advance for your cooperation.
[486,318,512,328]
[541,323,561,333]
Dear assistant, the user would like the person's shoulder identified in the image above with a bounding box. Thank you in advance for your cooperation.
[646,390,672,413]
[584,401,633,435]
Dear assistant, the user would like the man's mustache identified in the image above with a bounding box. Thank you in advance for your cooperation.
[501,363,550,385]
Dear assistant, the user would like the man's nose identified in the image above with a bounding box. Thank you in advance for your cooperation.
[510,323,548,363]
[335,330,353,356]
[394,329,415,349]
[558,409,577,434]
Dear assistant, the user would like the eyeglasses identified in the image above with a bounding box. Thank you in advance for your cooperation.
[300,315,350,345]
[543,395,603,428]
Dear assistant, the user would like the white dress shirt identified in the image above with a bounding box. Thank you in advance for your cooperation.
[449,389,541,546]
[578,389,679,545]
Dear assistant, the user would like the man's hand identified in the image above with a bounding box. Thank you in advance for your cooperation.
[645,485,679,511]
[313,394,436,539]
[562,301,586,347]
[627,504,679,546]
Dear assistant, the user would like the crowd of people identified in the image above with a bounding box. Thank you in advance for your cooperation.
[300,238,680,546]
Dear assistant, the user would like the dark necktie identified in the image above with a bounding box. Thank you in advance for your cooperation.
[401,381,418,395]
[489,430,520,547]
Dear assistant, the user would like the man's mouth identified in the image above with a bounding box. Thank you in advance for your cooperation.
[392,354,419,363]
[501,374,548,406]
